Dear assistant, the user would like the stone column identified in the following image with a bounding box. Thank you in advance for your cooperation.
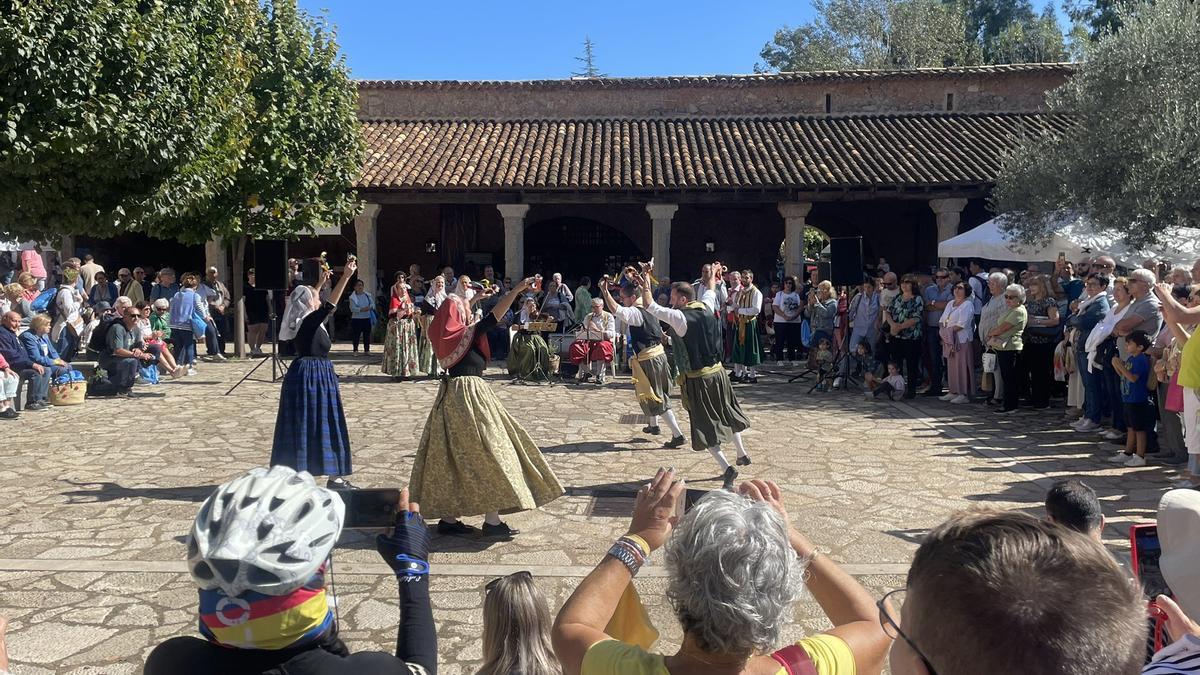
[205,236,228,282]
[498,204,530,281]
[645,204,678,279]
[60,236,76,261]
[930,198,968,266]
[778,202,813,280]
[354,203,382,297]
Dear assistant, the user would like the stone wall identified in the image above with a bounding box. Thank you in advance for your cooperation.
[358,68,1070,120]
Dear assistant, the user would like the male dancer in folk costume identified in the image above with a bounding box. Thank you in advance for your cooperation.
[598,278,687,448]
[641,266,752,490]
[410,276,563,539]
[731,269,764,383]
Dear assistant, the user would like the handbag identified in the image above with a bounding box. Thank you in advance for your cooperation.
[369,306,379,327]
[982,349,998,374]
[800,319,812,348]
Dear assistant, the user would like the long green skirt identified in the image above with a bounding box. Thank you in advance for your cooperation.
[409,376,564,519]
[732,318,762,367]
[508,332,552,380]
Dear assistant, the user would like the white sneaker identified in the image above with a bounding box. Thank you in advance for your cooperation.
[833,377,844,388]
[950,395,970,404]
[1108,452,1133,463]
[1101,429,1125,441]
[212,353,227,362]
[186,366,196,376]
[938,393,955,402]
[1075,419,1101,432]
[1124,455,1147,467]
[1173,478,1198,488]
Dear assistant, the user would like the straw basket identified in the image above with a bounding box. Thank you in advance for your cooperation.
[49,380,87,406]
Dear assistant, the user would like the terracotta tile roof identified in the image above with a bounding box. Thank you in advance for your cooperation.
[357,63,1075,91]
[357,113,1073,192]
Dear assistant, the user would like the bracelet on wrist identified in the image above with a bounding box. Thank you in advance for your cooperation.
[608,538,647,577]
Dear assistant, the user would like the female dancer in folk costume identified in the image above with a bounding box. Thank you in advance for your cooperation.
[416,274,448,377]
[410,276,564,539]
[382,271,419,380]
[270,258,359,490]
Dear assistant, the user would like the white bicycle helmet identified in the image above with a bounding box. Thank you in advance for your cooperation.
[187,465,345,597]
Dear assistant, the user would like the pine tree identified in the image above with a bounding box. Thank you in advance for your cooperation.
[572,36,607,78]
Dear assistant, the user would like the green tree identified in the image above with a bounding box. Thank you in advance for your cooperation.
[0,0,253,239]
[989,6,1069,63]
[1064,0,1125,38]
[759,0,980,71]
[992,0,1200,249]
[572,36,607,78]
[171,0,364,356]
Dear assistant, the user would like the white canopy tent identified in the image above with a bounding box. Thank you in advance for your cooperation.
[938,214,1200,268]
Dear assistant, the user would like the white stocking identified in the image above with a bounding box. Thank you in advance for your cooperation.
[484,512,502,526]
[708,445,732,471]
[732,432,749,458]
[648,415,659,427]
[662,410,684,438]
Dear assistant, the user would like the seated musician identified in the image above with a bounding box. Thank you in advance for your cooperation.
[570,298,616,384]
[509,299,553,380]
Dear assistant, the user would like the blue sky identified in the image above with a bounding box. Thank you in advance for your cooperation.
[296,0,810,80]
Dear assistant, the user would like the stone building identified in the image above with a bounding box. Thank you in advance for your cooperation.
[346,63,1073,294]
[64,63,1073,294]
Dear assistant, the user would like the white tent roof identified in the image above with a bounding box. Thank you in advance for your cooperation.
[938,214,1200,268]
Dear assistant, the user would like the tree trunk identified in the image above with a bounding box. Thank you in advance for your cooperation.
[231,235,247,359]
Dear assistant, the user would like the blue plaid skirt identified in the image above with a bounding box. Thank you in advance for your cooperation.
[270,357,352,477]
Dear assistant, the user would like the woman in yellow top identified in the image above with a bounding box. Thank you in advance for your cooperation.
[552,468,892,675]
[1157,282,1200,483]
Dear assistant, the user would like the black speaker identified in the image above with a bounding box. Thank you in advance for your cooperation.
[253,240,289,290]
[829,236,864,286]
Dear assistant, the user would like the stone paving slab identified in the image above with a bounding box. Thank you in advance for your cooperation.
[0,348,1185,672]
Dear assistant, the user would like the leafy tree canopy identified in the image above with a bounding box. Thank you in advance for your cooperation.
[992,0,1200,249]
[0,0,254,240]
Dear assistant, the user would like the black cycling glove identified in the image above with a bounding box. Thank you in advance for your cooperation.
[376,509,430,578]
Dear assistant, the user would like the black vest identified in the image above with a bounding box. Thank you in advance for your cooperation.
[629,307,665,354]
[677,305,722,370]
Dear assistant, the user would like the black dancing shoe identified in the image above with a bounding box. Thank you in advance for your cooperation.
[664,435,686,449]
[747,376,758,384]
[721,466,739,491]
[482,521,520,539]
[0,408,18,420]
[642,425,661,435]
[736,455,753,466]
[326,477,359,490]
[436,520,478,536]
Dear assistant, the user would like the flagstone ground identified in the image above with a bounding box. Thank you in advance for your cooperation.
[0,347,1178,673]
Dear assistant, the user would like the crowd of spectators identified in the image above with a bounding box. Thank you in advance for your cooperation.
[0,251,239,412]
[128,463,1200,675]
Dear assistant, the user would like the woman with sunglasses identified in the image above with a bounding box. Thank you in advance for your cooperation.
[1067,274,1112,433]
[479,571,560,675]
[884,277,924,399]
[553,469,891,675]
[772,276,803,366]
[983,284,1028,414]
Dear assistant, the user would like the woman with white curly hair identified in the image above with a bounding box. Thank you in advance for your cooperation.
[552,469,891,675]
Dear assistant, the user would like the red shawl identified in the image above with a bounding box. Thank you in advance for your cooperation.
[429,294,490,369]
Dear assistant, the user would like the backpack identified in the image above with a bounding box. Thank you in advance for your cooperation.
[973,273,992,306]
[30,287,57,313]
[87,316,121,355]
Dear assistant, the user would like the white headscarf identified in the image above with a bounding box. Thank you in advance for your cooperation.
[1159,489,1200,620]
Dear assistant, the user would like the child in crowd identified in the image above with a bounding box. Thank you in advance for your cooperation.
[812,337,834,391]
[1109,331,1154,468]
[853,340,876,378]
[0,351,18,419]
[865,361,906,400]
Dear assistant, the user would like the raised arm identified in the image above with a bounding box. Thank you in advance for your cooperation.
[740,480,892,675]
[553,469,683,675]
[599,279,621,316]
[491,278,534,323]
[325,261,358,307]
[1158,283,1200,325]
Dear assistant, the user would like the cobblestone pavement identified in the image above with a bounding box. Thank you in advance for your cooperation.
[0,348,1185,673]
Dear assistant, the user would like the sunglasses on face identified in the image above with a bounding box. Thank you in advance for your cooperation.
[127,313,142,319]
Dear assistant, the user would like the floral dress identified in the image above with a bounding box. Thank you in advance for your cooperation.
[382,287,419,378]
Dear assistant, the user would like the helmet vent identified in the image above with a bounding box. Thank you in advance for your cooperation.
[247,566,282,587]
[257,521,274,540]
[240,496,259,509]
[269,497,285,512]
[210,558,240,585]
[296,502,312,522]
[310,533,333,548]
[192,560,214,580]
